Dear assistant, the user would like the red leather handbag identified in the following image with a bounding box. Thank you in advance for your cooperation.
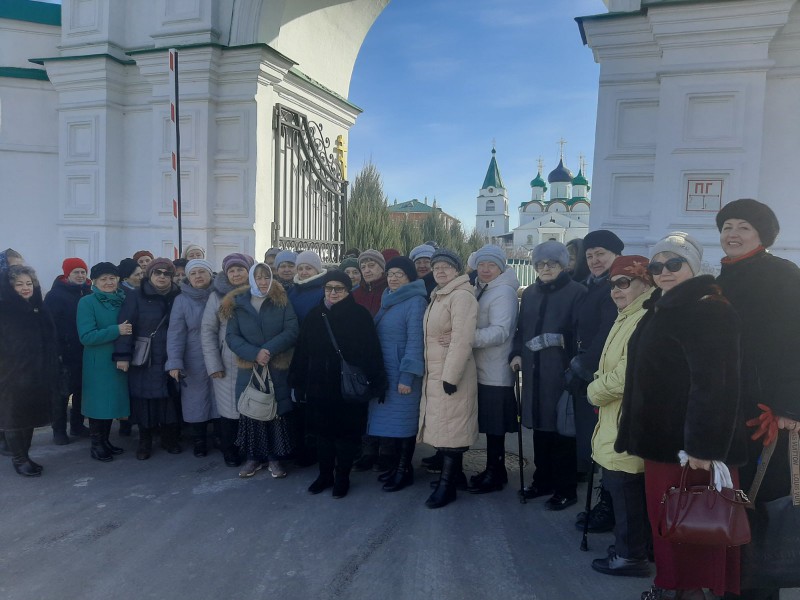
[657,464,751,546]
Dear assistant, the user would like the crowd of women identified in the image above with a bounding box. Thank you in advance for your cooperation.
[0,198,798,599]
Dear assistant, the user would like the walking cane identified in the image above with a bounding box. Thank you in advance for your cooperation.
[514,368,526,504]
[580,457,595,551]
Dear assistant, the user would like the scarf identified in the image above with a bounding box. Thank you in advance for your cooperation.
[91,285,125,309]
[249,263,273,298]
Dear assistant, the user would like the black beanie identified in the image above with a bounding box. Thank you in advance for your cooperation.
[583,230,624,255]
[716,198,780,248]
[323,269,353,292]
[118,258,138,280]
[385,256,418,282]
[90,262,119,279]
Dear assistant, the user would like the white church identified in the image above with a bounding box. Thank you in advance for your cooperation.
[475,148,590,255]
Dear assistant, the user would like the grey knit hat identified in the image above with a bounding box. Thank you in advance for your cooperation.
[430,248,463,272]
[474,244,506,272]
[409,244,435,262]
[274,250,297,267]
[295,250,322,273]
[358,249,385,271]
[531,241,570,269]
[651,231,703,275]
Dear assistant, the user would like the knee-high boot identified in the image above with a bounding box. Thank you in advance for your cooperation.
[137,427,152,460]
[102,420,123,455]
[160,423,182,454]
[220,417,241,466]
[6,429,41,476]
[426,450,462,509]
[383,436,415,492]
[308,436,335,494]
[89,419,113,462]
[469,434,507,494]
[192,421,208,457]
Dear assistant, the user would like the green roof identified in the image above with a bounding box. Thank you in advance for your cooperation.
[388,199,436,213]
[482,149,505,190]
[530,172,547,190]
[572,168,590,187]
[0,66,48,81]
[0,0,61,26]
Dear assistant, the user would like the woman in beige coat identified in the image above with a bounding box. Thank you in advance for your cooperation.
[418,248,478,509]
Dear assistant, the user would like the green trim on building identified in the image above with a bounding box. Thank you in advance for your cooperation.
[0,66,49,81]
[288,67,362,112]
[0,0,60,27]
[126,42,296,69]
[30,53,136,66]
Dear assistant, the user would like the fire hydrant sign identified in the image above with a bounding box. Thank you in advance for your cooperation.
[686,179,723,212]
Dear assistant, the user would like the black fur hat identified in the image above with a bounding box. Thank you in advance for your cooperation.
[716,198,779,248]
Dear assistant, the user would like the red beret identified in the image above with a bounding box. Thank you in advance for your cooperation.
[609,255,652,286]
[62,257,88,277]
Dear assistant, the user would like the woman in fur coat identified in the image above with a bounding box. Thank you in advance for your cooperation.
[290,270,387,499]
[0,265,59,476]
[616,232,744,600]
[200,253,254,467]
[225,263,299,479]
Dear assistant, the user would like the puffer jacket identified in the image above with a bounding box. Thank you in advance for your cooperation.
[418,274,479,449]
[200,274,240,419]
[473,268,519,387]
[587,290,649,474]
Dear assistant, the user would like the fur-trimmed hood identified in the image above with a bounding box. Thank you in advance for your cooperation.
[219,279,289,321]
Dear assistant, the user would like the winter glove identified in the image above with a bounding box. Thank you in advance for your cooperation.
[746,403,779,447]
[443,381,457,395]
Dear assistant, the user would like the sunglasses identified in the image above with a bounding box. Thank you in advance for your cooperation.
[609,277,634,290]
[534,261,559,271]
[324,285,347,294]
[647,257,687,275]
[152,269,174,277]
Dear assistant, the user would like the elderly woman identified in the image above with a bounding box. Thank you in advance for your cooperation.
[418,248,479,509]
[166,258,217,458]
[369,256,427,492]
[585,256,653,578]
[133,250,153,270]
[616,232,744,600]
[0,265,59,476]
[114,257,182,460]
[274,250,297,292]
[118,258,144,292]
[290,271,386,499]
[287,250,327,323]
[77,262,131,462]
[467,244,520,495]
[200,253,254,467]
[339,257,362,291]
[713,199,800,600]
[182,244,205,261]
[224,263,298,479]
[511,241,586,509]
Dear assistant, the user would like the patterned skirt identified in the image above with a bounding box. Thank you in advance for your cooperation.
[236,413,294,461]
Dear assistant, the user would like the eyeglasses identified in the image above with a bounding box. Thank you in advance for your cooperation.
[324,285,347,294]
[609,277,634,290]
[386,270,407,279]
[647,257,687,275]
[152,269,173,277]
[432,264,455,272]
[534,261,559,271]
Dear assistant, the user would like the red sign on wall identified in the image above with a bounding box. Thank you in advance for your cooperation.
[686,179,723,212]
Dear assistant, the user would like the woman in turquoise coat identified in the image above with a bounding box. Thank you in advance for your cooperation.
[77,262,132,462]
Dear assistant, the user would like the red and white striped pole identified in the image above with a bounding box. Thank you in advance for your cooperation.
[168,48,183,259]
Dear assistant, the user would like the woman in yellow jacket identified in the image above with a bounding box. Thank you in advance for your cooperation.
[587,255,653,578]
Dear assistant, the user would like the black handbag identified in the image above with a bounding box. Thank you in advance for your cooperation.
[131,314,168,367]
[741,429,800,589]
[322,313,372,404]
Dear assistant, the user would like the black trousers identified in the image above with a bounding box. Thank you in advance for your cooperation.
[602,467,649,560]
[318,434,360,474]
[532,429,576,497]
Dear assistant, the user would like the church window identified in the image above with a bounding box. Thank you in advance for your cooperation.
[490,220,495,228]
[486,199,495,212]
[486,220,490,228]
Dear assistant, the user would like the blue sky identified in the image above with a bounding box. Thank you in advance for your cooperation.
[347,0,608,230]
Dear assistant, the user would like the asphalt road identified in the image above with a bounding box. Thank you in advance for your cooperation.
[1,430,797,600]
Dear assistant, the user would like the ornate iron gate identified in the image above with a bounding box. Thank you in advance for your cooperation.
[272,104,347,262]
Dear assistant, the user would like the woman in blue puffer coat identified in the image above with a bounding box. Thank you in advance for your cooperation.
[369,257,427,492]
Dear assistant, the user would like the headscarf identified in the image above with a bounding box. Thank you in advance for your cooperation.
[249,263,273,298]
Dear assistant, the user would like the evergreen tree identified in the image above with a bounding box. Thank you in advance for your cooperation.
[345,162,401,251]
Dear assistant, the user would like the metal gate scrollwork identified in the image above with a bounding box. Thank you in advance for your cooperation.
[272,104,347,262]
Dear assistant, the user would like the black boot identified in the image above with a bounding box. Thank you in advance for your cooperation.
[193,422,208,457]
[0,430,11,457]
[6,429,41,476]
[383,437,415,492]
[220,417,241,467]
[89,419,113,462]
[426,450,461,509]
[423,449,444,473]
[160,424,182,454]
[102,420,123,455]
[576,485,615,533]
[52,395,70,445]
[308,436,335,494]
[210,418,222,451]
[469,435,507,494]
[136,427,152,460]
[332,437,358,498]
